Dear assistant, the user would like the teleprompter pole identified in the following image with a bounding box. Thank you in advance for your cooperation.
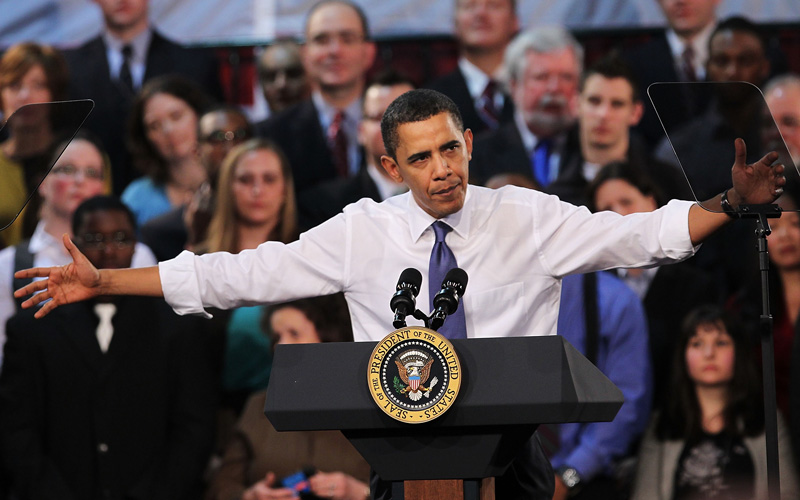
[739,203,782,500]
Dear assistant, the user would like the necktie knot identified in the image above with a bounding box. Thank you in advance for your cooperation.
[121,44,133,60]
[477,80,500,129]
[432,221,452,243]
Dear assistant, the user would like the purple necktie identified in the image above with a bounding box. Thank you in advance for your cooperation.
[428,221,467,338]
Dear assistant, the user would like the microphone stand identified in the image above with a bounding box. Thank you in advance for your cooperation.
[739,203,782,500]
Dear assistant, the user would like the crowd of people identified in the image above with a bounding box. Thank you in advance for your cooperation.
[1,0,800,499]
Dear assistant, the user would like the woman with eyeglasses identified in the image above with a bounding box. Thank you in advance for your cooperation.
[121,75,212,227]
[0,133,157,369]
[0,42,70,248]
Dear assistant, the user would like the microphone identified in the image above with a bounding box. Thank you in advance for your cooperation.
[430,268,468,331]
[390,268,422,328]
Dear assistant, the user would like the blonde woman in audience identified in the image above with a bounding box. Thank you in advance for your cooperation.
[631,305,798,500]
[206,294,370,500]
[0,42,69,246]
[200,139,299,445]
[122,75,212,226]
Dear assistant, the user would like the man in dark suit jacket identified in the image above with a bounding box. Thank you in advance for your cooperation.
[0,196,216,500]
[427,0,518,135]
[298,71,411,228]
[62,0,221,195]
[257,1,376,194]
[621,0,719,148]
[469,26,583,189]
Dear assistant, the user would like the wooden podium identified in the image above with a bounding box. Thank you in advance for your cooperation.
[264,336,623,499]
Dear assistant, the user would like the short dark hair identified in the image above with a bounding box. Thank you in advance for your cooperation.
[305,0,370,41]
[580,55,641,102]
[380,89,464,160]
[587,161,665,211]
[197,104,254,142]
[72,195,137,235]
[362,69,416,113]
[655,305,763,441]
[709,15,766,55]
[261,293,353,350]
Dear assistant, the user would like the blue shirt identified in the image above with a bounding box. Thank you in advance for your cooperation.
[121,177,172,228]
[552,272,653,480]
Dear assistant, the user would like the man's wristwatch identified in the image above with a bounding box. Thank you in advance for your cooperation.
[557,466,582,492]
[720,189,740,219]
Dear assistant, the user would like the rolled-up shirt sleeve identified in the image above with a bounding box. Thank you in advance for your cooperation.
[159,214,349,317]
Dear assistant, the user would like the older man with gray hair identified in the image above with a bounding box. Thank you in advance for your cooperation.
[470,26,584,188]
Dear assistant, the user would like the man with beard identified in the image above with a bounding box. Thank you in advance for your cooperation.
[469,26,582,189]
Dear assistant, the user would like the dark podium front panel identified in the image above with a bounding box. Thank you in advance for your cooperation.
[265,336,622,481]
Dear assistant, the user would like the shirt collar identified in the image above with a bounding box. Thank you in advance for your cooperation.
[406,186,472,243]
[28,220,62,254]
[102,28,152,66]
[458,57,493,100]
[312,90,362,130]
[665,22,715,78]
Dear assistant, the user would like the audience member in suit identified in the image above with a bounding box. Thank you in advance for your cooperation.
[622,0,719,148]
[205,294,372,500]
[588,161,719,411]
[470,26,583,188]
[257,0,376,193]
[257,38,310,117]
[0,43,69,248]
[62,0,222,195]
[0,133,157,370]
[427,0,518,135]
[547,56,691,206]
[651,17,773,297]
[121,76,213,227]
[298,70,411,228]
[764,74,800,166]
[140,106,254,261]
[0,195,216,500]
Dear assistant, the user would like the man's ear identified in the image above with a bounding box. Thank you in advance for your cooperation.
[630,101,644,126]
[381,155,403,183]
[464,128,474,160]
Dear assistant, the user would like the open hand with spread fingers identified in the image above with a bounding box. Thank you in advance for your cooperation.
[13,234,102,318]
[729,137,787,206]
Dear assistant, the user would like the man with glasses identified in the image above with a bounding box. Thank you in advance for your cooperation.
[0,134,156,369]
[141,106,254,261]
[257,0,376,194]
[0,195,216,500]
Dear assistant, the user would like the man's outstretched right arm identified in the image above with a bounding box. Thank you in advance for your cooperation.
[13,234,163,318]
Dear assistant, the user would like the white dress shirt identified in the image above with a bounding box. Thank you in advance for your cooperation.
[160,186,696,342]
[0,221,158,367]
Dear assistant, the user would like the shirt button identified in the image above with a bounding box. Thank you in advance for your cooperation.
[97,442,109,453]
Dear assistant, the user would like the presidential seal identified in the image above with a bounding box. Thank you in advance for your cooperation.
[367,327,461,423]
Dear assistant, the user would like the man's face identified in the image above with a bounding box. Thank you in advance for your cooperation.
[381,113,472,219]
[510,48,579,137]
[454,0,518,52]
[302,2,376,93]
[706,29,770,86]
[197,111,251,181]
[75,210,136,270]
[579,75,643,151]
[93,0,149,32]
[766,84,800,163]
[359,83,414,168]
[658,0,720,38]
[259,43,309,113]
